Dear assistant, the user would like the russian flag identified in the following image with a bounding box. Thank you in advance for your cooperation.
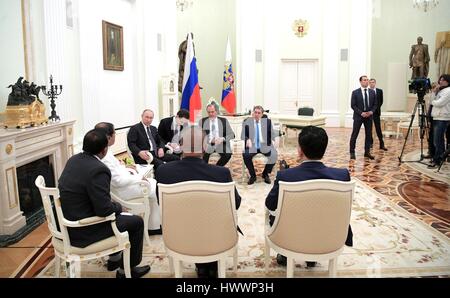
[181,33,202,123]
[221,37,236,114]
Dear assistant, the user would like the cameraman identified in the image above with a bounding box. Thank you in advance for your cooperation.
[428,74,450,168]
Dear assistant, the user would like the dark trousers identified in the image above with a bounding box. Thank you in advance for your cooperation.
[243,148,277,177]
[433,120,450,164]
[370,115,384,147]
[115,214,144,268]
[149,151,180,169]
[203,152,232,166]
[350,117,373,154]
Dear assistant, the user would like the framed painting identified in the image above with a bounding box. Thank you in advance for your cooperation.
[102,20,124,71]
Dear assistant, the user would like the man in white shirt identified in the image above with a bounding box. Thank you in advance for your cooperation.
[95,122,161,235]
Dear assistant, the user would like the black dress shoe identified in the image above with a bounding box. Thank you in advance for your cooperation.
[364,153,375,160]
[306,261,317,268]
[262,174,271,184]
[248,176,256,185]
[148,228,162,236]
[116,265,151,278]
[380,146,388,151]
[276,254,287,266]
[107,258,122,271]
[350,153,356,160]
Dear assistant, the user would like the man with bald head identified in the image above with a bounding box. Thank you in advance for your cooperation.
[155,126,241,278]
[127,109,179,169]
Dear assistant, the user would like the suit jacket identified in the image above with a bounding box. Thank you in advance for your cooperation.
[58,152,122,248]
[373,88,383,116]
[265,161,350,211]
[351,88,378,120]
[241,117,277,153]
[158,117,185,145]
[128,122,164,164]
[199,116,235,154]
[155,157,241,209]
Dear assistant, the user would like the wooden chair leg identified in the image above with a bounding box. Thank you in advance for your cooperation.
[286,257,294,278]
[174,260,182,278]
[218,259,226,278]
[233,247,238,273]
[123,247,131,278]
[264,238,270,273]
[54,255,61,278]
[329,258,338,277]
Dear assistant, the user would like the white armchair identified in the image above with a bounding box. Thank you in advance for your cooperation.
[158,181,239,278]
[35,175,131,278]
[264,179,355,277]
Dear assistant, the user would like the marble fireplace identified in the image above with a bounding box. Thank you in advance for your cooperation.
[0,120,75,238]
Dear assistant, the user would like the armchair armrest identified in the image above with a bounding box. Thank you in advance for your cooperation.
[63,213,116,228]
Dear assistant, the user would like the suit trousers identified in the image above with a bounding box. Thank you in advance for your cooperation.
[203,152,232,166]
[115,214,144,268]
[243,148,277,177]
[350,117,373,154]
[371,115,384,147]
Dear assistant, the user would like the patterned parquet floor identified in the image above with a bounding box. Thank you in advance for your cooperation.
[227,127,449,238]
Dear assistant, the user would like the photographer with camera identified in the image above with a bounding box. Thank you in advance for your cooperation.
[428,74,450,168]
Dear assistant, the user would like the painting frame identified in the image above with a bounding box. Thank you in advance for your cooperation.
[102,20,124,71]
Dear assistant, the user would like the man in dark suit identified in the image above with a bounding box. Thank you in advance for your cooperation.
[349,75,378,160]
[369,78,388,151]
[199,102,235,166]
[127,109,179,169]
[158,109,190,157]
[265,126,353,268]
[156,126,241,278]
[58,129,150,278]
[241,105,278,185]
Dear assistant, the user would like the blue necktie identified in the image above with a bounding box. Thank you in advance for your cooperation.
[255,122,260,149]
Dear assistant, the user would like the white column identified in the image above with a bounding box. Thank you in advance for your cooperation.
[236,0,257,113]
[43,0,69,122]
[321,0,340,127]
[345,0,372,127]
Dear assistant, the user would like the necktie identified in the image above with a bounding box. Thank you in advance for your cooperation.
[211,122,217,144]
[146,126,156,151]
[255,121,260,149]
[363,89,368,111]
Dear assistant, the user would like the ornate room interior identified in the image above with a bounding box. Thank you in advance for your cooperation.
[0,0,449,278]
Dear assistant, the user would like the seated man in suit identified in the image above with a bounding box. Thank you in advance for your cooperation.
[157,109,190,157]
[58,129,150,278]
[241,105,279,185]
[155,126,242,278]
[199,102,235,166]
[95,122,162,235]
[265,126,353,268]
[127,109,179,169]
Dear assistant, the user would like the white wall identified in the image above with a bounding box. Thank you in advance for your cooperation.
[177,0,236,115]
[0,0,26,110]
[371,0,450,112]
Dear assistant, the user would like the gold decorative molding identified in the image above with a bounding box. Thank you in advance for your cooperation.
[292,19,309,38]
[6,167,19,209]
[5,144,13,155]
[68,144,74,157]
[68,127,73,136]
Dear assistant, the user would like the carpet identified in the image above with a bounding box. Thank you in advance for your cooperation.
[38,178,450,278]
[402,150,450,183]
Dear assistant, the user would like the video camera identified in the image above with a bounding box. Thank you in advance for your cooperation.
[408,78,431,95]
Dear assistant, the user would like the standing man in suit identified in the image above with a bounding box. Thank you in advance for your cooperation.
[58,129,150,278]
[265,126,353,268]
[199,102,235,166]
[349,75,378,160]
[369,78,388,151]
[241,105,278,185]
[127,109,179,169]
[156,126,242,278]
[158,109,190,157]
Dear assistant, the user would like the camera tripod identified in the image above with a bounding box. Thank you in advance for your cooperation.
[398,91,430,164]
